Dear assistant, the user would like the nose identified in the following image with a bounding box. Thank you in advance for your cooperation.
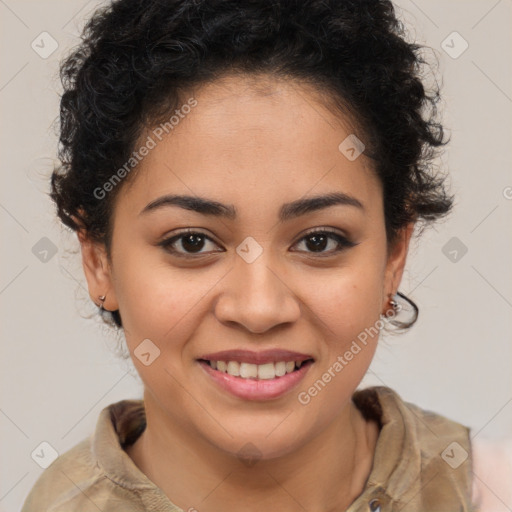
[214,253,301,334]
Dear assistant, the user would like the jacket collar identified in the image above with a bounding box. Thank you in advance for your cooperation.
[91,385,474,511]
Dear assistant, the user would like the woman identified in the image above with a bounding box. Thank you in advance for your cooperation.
[20,0,506,510]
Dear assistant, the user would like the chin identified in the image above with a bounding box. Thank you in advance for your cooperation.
[204,426,307,465]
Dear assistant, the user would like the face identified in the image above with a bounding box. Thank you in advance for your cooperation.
[80,73,412,461]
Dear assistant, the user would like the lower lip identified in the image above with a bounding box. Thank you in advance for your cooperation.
[197,360,313,401]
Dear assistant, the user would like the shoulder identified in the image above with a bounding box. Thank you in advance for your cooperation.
[353,386,475,510]
[357,386,512,512]
[20,434,144,512]
[470,437,512,512]
[21,437,98,511]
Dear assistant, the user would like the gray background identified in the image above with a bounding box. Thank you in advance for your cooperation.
[1,1,511,510]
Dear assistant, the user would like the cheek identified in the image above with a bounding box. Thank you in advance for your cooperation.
[110,244,180,339]
[293,265,384,420]
[112,248,222,353]
[296,260,385,339]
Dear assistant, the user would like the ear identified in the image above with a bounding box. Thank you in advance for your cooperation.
[382,222,415,306]
[76,224,119,312]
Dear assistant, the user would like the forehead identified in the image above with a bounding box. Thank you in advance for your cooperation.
[116,73,381,221]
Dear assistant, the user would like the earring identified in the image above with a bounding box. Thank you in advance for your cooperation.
[97,294,106,311]
[382,291,419,329]
[381,292,399,317]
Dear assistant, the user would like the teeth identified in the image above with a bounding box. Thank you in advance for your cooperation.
[227,361,240,376]
[207,359,309,379]
[240,362,258,378]
[274,361,286,377]
[258,363,275,380]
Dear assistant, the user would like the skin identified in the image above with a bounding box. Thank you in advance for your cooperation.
[78,73,414,512]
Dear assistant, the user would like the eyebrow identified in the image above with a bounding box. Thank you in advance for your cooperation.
[139,191,364,221]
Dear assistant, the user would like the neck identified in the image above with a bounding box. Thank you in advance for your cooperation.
[126,391,379,512]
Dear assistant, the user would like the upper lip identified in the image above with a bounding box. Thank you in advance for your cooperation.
[198,349,314,365]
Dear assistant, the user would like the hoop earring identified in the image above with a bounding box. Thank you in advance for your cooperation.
[382,291,419,329]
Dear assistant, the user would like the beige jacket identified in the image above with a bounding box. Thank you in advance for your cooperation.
[21,386,477,511]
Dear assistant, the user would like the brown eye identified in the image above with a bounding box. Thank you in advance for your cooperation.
[178,233,206,253]
[159,230,222,257]
[292,229,357,255]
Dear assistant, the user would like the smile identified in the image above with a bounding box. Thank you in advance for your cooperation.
[197,358,314,401]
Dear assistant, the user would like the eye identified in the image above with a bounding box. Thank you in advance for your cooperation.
[291,229,358,255]
[159,229,222,257]
[159,227,358,259]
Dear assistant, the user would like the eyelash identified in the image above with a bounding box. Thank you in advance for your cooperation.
[158,228,358,258]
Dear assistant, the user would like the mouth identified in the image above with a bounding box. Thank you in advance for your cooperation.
[196,351,315,401]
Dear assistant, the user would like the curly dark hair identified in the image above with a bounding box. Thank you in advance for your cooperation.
[50,0,453,330]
